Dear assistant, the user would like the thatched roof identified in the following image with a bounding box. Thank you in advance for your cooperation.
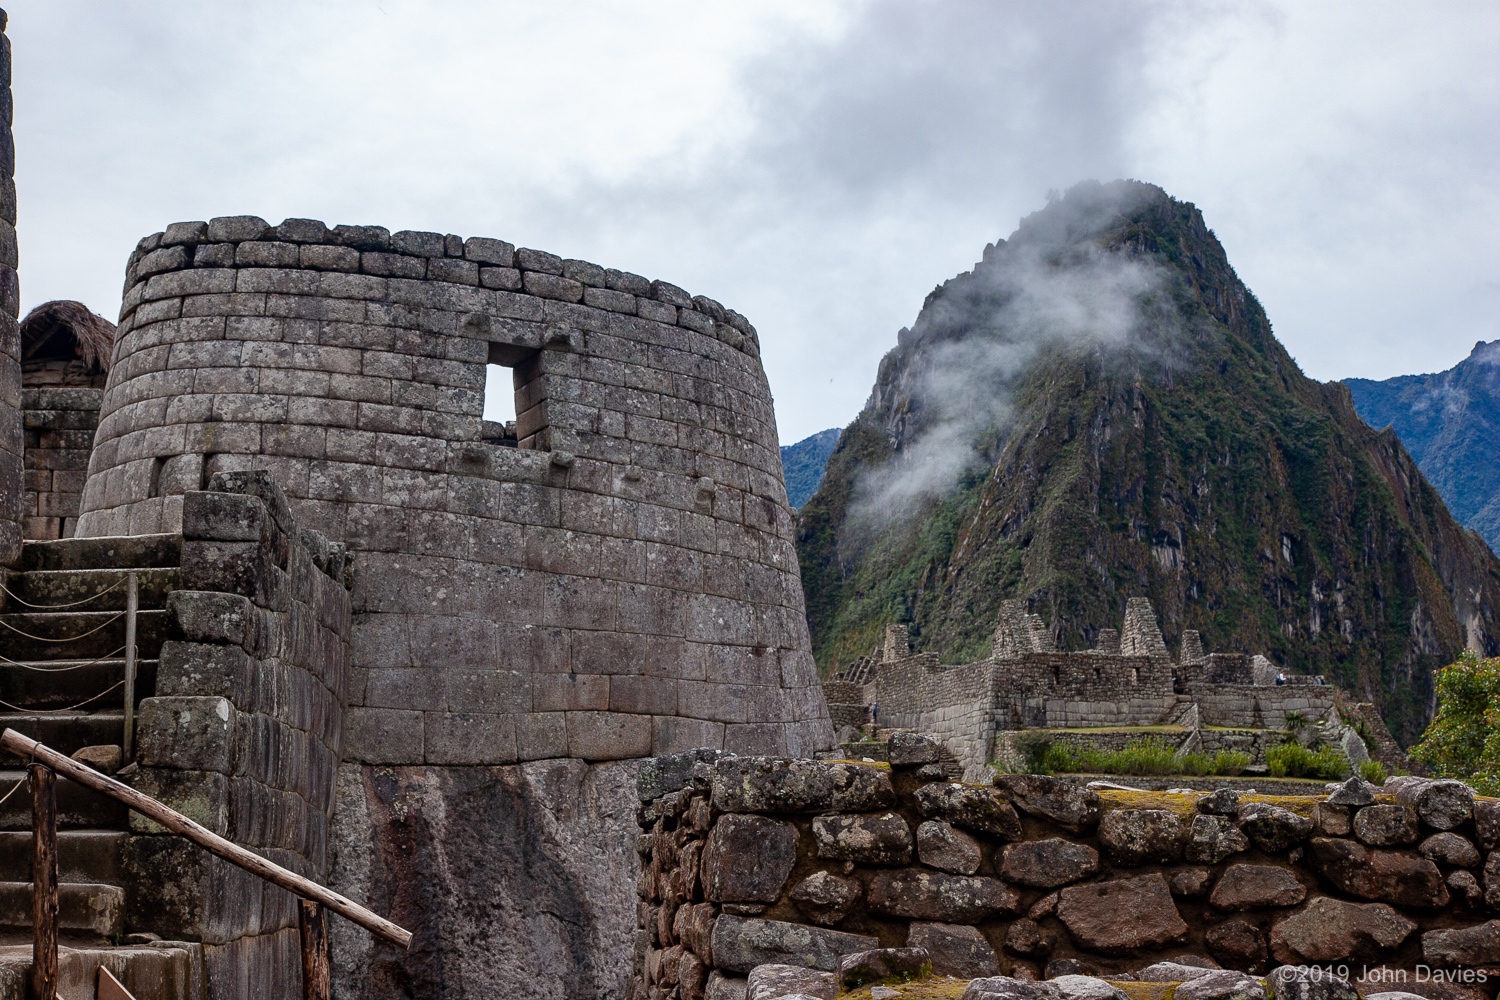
[19,300,116,372]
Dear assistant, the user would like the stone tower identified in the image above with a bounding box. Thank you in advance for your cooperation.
[76,218,834,995]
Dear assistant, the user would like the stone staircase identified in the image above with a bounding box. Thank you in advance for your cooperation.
[0,534,204,998]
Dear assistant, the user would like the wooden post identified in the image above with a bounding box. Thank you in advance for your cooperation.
[122,571,139,758]
[299,899,331,1000]
[30,763,57,1000]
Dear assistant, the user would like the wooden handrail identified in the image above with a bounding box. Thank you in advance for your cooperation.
[1,728,413,949]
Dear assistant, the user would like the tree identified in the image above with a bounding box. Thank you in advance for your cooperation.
[1410,650,1500,794]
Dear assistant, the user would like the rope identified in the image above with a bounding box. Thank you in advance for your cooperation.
[0,645,128,672]
[0,678,124,714]
[0,773,24,811]
[0,609,125,642]
[0,574,127,610]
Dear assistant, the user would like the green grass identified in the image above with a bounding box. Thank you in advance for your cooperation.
[1036,735,1251,777]
[1267,741,1349,780]
[1358,759,1388,785]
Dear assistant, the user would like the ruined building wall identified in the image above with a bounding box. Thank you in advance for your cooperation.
[128,471,352,997]
[75,216,833,997]
[876,657,996,780]
[18,300,114,540]
[991,653,1179,728]
[1182,684,1336,730]
[0,14,22,565]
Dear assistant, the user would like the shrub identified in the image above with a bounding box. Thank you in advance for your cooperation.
[1267,741,1349,780]
[1283,710,1308,732]
[1410,651,1500,795]
[1358,759,1388,785]
[1039,742,1079,774]
[1211,750,1252,775]
[1096,737,1179,775]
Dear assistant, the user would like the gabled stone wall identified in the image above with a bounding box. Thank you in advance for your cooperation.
[633,748,1500,1000]
[831,600,1367,779]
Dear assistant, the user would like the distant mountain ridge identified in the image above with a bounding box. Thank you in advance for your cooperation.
[795,180,1500,745]
[1345,342,1500,553]
[781,428,840,510]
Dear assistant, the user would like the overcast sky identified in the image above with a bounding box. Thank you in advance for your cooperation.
[5,1,1497,443]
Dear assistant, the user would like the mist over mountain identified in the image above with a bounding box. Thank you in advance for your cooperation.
[796,181,1500,744]
[1345,343,1500,554]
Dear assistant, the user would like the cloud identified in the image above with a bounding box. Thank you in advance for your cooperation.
[845,182,1177,529]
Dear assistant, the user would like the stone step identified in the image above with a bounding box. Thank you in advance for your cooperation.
[0,714,125,766]
[0,880,125,937]
[1,566,178,613]
[20,533,181,573]
[0,659,157,712]
[0,770,127,830]
[0,940,204,1000]
[0,830,125,883]
[0,608,168,661]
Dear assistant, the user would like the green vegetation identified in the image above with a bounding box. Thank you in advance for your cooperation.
[1266,741,1349,780]
[1029,735,1250,777]
[1410,650,1500,795]
[1358,759,1388,785]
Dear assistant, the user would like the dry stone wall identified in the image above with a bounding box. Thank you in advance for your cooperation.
[0,13,21,565]
[633,747,1500,1000]
[126,471,352,997]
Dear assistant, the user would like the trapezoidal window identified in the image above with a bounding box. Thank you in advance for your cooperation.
[482,343,546,449]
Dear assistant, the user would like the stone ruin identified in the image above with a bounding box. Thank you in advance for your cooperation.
[823,598,1394,781]
[17,300,114,541]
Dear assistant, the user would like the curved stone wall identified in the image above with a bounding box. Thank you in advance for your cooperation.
[79,215,833,762]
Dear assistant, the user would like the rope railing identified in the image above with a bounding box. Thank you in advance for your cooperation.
[0,644,128,671]
[0,573,127,610]
[2,729,412,1000]
[0,679,125,715]
[0,609,126,643]
[0,572,141,753]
